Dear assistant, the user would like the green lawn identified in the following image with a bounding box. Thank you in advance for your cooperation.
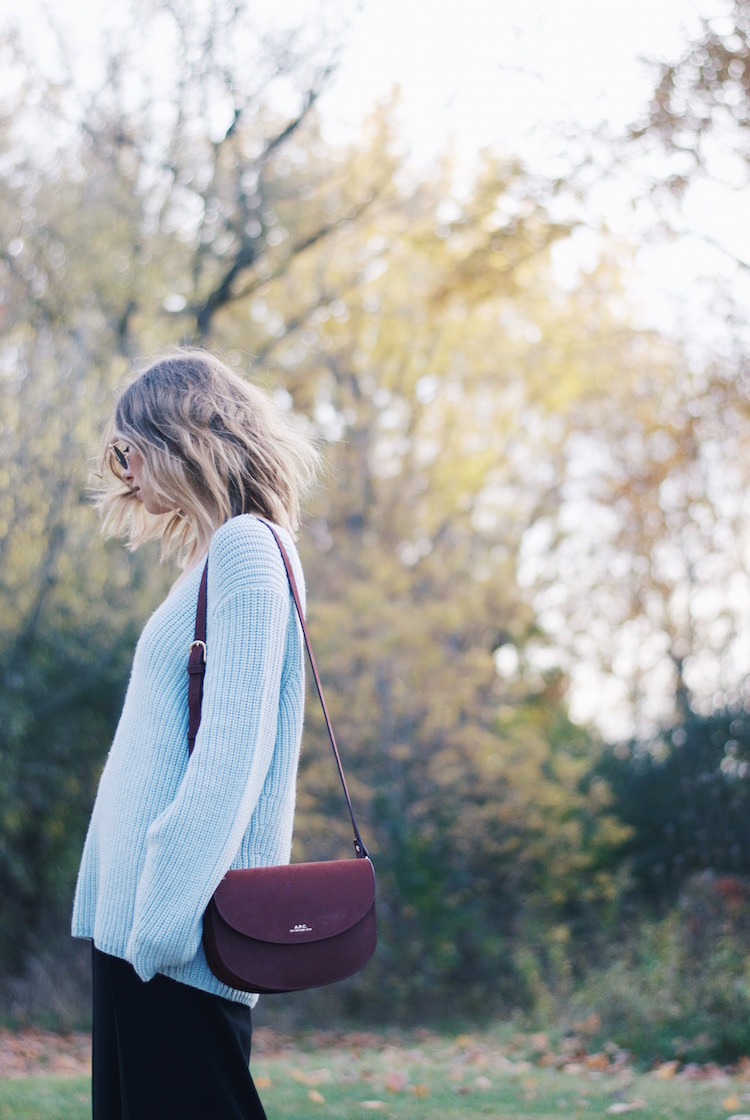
[0,1067,745,1120]
[2,1029,749,1119]
[0,1078,90,1120]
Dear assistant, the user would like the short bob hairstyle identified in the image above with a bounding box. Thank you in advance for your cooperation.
[95,349,320,564]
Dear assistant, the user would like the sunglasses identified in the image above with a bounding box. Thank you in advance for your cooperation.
[111,443,130,471]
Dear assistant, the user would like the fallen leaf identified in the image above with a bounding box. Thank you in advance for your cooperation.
[727,1115,750,1119]
[475,1076,492,1090]
[308,1090,325,1104]
[361,1102,386,1111]
[585,1052,611,1071]
[722,1096,741,1110]
[654,1060,679,1080]
[255,1077,271,1090]
[412,1084,430,1097]
[606,1104,642,1114]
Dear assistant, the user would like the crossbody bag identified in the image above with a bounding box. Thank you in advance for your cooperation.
[186,517,377,994]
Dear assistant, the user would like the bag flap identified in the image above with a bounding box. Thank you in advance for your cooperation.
[211,858,375,945]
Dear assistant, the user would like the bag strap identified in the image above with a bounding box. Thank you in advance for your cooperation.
[187,517,369,860]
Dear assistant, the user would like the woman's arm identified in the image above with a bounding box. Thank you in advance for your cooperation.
[126,519,301,981]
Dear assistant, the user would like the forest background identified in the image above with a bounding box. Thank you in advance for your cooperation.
[1,0,750,1066]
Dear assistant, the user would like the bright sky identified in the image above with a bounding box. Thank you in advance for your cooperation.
[10,0,742,290]
[321,0,707,163]
[313,0,749,352]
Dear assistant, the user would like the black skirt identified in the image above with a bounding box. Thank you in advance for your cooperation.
[92,946,268,1120]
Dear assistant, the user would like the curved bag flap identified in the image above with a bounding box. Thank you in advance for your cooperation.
[212,857,375,945]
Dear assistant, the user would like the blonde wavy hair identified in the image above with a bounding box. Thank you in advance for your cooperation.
[94,349,320,564]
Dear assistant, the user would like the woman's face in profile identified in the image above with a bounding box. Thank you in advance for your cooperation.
[120,446,176,516]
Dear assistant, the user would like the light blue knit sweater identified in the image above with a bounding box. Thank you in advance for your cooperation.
[72,515,306,1006]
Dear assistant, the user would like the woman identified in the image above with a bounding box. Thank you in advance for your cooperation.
[72,349,319,1119]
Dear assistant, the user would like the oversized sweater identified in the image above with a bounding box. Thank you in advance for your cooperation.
[72,515,306,1006]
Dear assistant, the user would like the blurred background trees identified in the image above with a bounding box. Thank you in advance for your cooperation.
[1,0,749,1056]
[633,0,750,186]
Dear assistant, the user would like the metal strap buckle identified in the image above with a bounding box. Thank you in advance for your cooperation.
[189,639,207,662]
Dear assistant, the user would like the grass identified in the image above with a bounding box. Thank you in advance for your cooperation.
[2,1028,750,1119]
[0,1078,90,1120]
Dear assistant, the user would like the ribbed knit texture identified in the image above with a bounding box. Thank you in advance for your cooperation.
[72,515,306,1006]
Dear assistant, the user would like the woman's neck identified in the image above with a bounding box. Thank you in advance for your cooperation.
[171,556,205,594]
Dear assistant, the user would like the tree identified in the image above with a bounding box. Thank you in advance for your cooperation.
[632,0,750,184]
[225,144,634,1015]
[0,0,373,976]
[536,0,750,731]
[597,705,750,900]
[0,0,721,1021]
[515,298,750,736]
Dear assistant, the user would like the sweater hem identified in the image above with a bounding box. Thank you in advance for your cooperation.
[74,930,258,1008]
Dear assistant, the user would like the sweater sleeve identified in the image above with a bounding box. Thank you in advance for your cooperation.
[125,519,296,982]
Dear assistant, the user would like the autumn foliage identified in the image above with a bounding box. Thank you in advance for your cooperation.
[0,0,749,1061]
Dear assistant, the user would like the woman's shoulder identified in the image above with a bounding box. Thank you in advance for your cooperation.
[207,515,300,600]
[210,513,297,558]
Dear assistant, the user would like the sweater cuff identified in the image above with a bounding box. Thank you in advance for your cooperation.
[124,933,159,982]
[125,931,192,983]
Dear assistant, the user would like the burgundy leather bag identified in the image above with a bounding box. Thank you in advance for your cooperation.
[187,518,376,994]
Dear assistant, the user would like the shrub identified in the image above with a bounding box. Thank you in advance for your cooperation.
[569,873,750,1063]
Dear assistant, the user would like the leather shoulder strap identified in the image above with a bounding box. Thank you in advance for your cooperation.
[187,518,369,860]
[187,563,208,754]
